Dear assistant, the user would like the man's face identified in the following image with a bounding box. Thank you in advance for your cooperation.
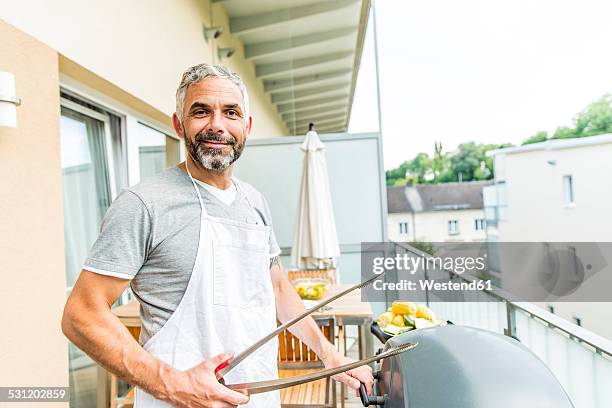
[174,77,251,171]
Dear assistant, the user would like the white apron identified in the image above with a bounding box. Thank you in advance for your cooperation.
[134,163,280,407]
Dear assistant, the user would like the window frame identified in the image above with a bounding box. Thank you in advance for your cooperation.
[131,120,179,184]
[448,219,460,235]
[59,76,178,187]
[474,218,486,231]
[60,97,118,201]
[58,80,176,301]
[563,174,575,206]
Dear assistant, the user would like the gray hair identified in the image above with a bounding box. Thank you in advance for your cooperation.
[175,63,250,123]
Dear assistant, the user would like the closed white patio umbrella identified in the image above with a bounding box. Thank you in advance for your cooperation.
[291,125,341,271]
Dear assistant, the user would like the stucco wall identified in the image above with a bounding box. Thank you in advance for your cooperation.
[492,140,612,341]
[495,142,612,241]
[0,0,287,138]
[0,20,69,404]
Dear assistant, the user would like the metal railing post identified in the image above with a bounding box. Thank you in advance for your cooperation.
[505,301,517,339]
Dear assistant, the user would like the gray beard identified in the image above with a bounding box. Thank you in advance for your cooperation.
[185,130,243,172]
[194,145,234,171]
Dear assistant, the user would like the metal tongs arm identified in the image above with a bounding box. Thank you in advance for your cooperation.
[226,342,417,395]
[215,271,386,380]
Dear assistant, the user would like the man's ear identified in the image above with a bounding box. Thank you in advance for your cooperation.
[172,113,184,140]
[245,116,253,139]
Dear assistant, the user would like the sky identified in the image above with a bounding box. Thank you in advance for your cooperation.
[348,0,612,170]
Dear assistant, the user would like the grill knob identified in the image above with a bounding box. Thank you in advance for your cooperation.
[359,383,387,406]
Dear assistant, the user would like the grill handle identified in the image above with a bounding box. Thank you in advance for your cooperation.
[359,382,386,406]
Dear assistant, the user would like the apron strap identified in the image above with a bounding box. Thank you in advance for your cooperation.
[186,162,265,227]
[185,160,208,217]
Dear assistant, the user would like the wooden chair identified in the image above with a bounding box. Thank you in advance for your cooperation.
[288,268,337,285]
[277,317,336,407]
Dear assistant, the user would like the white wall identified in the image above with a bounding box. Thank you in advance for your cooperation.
[0,0,288,138]
[235,133,386,281]
[491,138,612,340]
[388,209,487,242]
[536,302,612,341]
[495,141,612,241]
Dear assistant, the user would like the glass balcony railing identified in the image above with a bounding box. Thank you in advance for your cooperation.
[386,241,612,408]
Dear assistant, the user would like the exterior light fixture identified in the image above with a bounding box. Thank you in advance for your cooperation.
[204,26,224,41]
[217,47,235,60]
[0,71,20,128]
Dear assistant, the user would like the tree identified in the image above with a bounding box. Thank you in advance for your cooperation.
[520,94,612,145]
[449,142,482,181]
[481,142,512,175]
[522,131,549,145]
[386,161,410,186]
[551,126,576,139]
[432,141,446,182]
[386,142,510,185]
[405,153,432,184]
[474,161,491,180]
[574,93,612,136]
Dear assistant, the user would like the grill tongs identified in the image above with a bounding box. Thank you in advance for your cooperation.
[214,271,418,395]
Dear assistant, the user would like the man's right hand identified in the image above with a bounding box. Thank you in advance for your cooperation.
[166,353,250,408]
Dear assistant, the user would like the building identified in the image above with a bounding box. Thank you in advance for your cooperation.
[387,181,491,243]
[485,134,612,340]
[0,1,372,406]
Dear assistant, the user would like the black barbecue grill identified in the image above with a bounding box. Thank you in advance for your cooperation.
[361,325,574,407]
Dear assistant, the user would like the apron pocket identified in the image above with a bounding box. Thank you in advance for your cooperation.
[213,241,272,308]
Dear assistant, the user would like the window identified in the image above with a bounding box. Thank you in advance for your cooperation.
[573,316,582,327]
[60,100,118,288]
[563,175,574,205]
[135,122,180,181]
[60,96,121,408]
[474,218,486,231]
[448,220,459,235]
[483,183,508,228]
[399,222,410,235]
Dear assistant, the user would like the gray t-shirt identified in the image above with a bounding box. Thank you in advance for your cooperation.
[83,166,281,344]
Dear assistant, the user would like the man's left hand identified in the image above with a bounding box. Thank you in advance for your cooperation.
[321,349,374,396]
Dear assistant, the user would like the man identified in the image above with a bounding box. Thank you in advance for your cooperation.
[62,63,373,407]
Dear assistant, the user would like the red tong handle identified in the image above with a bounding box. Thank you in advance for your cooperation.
[214,357,233,381]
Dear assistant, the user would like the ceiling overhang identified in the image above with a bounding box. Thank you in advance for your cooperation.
[220,0,371,135]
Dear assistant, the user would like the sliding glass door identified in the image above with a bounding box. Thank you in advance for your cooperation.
[60,100,116,408]
[60,105,115,287]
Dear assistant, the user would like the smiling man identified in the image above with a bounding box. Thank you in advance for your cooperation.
[62,64,373,408]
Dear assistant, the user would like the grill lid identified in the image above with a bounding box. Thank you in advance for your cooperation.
[377,325,574,408]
